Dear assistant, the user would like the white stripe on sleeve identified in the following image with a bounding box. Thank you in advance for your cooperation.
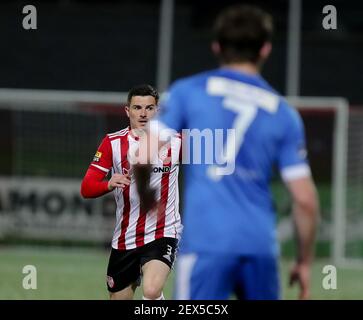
[281,163,311,182]
[91,164,109,173]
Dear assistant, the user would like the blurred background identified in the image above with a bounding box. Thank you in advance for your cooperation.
[0,0,363,299]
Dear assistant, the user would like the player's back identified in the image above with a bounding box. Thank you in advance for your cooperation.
[159,68,307,256]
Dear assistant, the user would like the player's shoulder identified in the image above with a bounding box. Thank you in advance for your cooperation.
[106,127,129,140]
[275,97,303,129]
[255,77,297,116]
[277,96,298,116]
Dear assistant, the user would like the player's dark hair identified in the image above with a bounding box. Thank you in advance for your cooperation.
[127,84,159,105]
[213,5,273,64]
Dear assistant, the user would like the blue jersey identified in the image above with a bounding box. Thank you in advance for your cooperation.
[157,68,310,256]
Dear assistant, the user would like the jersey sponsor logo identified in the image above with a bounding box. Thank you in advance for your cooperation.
[106,275,115,288]
[93,151,102,162]
[153,166,171,173]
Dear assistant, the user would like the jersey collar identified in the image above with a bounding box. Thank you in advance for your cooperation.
[128,126,140,141]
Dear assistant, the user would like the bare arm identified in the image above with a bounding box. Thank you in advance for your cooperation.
[285,176,320,299]
[287,176,320,264]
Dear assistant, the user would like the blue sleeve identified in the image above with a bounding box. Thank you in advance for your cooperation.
[156,81,186,132]
[277,105,309,174]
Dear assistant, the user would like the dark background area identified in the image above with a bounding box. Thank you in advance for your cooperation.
[0,0,362,103]
[0,0,360,182]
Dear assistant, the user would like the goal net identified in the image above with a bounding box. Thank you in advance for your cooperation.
[345,108,363,266]
[0,89,128,244]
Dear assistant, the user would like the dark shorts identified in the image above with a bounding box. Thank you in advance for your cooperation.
[106,237,178,293]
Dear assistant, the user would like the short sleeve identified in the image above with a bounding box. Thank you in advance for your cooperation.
[277,107,311,182]
[156,81,186,132]
[89,135,113,174]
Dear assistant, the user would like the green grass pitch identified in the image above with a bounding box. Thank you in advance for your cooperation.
[0,246,362,300]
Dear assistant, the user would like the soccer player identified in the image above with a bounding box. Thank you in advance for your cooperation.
[80,84,182,300]
[134,5,319,300]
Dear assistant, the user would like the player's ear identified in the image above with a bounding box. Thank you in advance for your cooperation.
[260,41,272,61]
[125,105,130,118]
[211,41,221,57]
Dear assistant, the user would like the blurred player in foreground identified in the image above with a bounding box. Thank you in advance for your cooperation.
[81,84,182,300]
[134,5,319,300]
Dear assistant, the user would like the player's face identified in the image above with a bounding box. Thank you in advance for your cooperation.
[126,95,158,130]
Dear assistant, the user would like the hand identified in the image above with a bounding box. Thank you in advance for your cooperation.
[108,173,131,191]
[289,261,312,300]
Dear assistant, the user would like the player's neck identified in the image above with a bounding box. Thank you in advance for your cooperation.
[221,62,260,76]
[129,126,143,138]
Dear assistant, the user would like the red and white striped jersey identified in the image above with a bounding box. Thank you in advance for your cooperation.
[89,127,182,250]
